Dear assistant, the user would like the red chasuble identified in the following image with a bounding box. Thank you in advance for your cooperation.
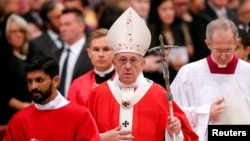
[87,81,198,141]
[68,70,96,106]
[3,103,100,141]
[68,70,116,106]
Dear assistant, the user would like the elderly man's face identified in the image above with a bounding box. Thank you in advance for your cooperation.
[206,30,237,66]
[113,52,145,85]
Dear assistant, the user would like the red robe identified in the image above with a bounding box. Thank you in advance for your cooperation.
[68,70,96,106]
[87,81,198,141]
[68,70,116,106]
[3,103,101,141]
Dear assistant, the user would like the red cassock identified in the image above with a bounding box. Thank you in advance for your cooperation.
[68,70,96,106]
[68,70,116,106]
[87,81,198,141]
[3,103,101,141]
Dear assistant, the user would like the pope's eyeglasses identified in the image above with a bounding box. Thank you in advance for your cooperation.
[115,57,143,65]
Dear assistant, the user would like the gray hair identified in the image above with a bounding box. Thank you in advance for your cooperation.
[206,19,238,43]
[5,14,31,56]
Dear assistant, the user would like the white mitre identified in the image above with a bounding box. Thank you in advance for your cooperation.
[107,7,151,56]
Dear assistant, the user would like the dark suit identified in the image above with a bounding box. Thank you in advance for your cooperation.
[29,32,63,62]
[71,42,93,81]
[191,3,239,61]
[58,40,93,96]
[238,21,250,37]
[59,41,93,85]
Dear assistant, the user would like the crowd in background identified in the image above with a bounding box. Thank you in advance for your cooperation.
[1,0,250,139]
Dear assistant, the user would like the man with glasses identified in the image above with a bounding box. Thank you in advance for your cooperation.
[87,7,198,141]
[191,0,239,61]
[170,19,250,141]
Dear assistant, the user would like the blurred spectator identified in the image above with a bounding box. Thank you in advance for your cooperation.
[29,1,65,62]
[0,0,19,20]
[235,28,250,62]
[95,1,123,29]
[22,0,49,39]
[173,0,194,60]
[63,0,98,31]
[189,0,205,16]
[191,0,239,61]
[227,0,240,12]
[58,8,93,97]
[174,0,193,22]
[0,14,37,125]
[127,0,151,24]
[0,0,19,38]
[237,0,250,36]
[89,0,102,9]
[18,0,30,15]
[144,0,190,86]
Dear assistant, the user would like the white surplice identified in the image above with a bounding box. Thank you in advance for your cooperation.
[170,56,250,141]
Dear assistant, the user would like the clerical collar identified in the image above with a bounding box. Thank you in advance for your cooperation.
[94,67,116,84]
[114,73,144,88]
[206,55,238,74]
[94,65,114,77]
[211,55,234,68]
[34,91,69,110]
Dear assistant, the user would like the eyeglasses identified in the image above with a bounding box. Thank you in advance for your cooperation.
[211,48,235,54]
[9,29,25,35]
[115,57,143,65]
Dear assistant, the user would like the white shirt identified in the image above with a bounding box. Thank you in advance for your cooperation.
[208,1,227,19]
[34,91,69,110]
[59,37,86,98]
[47,29,63,49]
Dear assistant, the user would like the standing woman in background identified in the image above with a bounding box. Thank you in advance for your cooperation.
[144,0,190,87]
[0,13,38,125]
